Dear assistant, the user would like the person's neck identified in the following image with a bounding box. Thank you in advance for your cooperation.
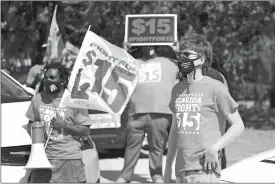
[186,69,204,84]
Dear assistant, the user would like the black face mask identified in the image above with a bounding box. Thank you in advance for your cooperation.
[178,55,202,75]
[43,80,62,93]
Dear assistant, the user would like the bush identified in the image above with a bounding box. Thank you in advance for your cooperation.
[239,105,275,129]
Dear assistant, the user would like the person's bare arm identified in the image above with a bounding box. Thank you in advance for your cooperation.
[64,123,90,136]
[50,112,90,136]
[166,114,178,165]
[164,113,178,182]
[203,109,245,171]
[27,120,33,136]
[211,109,244,151]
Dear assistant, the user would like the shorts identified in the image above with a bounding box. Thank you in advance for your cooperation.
[30,159,86,183]
[176,170,220,183]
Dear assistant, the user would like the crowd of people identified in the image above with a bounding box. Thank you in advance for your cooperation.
[22,27,244,183]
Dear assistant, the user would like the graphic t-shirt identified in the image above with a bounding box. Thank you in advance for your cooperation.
[25,91,91,159]
[169,76,239,175]
[128,57,178,115]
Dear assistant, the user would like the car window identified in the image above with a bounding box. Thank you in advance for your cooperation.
[1,72,32,103]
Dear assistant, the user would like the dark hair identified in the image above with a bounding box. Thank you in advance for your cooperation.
[212,53,228,81]
[43,61,70,88]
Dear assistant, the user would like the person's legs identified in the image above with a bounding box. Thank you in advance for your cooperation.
[117,114,146,182]
[146,113,171,182]
[49,159,86,183]
[176,171,187,183]
[185,170,220,183]
[29,169,52,183]
[164,117,172,154]
[221,148,227,169]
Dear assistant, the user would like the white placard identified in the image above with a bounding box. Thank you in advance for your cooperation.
[139,62,161,83]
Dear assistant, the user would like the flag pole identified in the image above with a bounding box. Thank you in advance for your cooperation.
[43,5,61,149]
[35,5,59,94]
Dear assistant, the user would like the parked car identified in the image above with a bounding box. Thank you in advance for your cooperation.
[88,110,127,153]
[221,148,275,183]
[88,108,162,158]
[1,70,100,183]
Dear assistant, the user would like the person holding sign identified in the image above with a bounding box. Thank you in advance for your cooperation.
[116,45,178,183]
[25,62,91,183]
[164,31,244,183]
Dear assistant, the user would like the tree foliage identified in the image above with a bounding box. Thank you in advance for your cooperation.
[1,1,275,100]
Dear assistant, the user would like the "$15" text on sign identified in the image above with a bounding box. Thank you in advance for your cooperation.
[131,18,171,36]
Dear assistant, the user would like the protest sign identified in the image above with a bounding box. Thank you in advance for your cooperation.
[125,14,177,46]
[60,27,139,127]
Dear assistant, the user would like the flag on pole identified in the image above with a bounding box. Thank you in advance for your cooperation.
[43,5,64,63]
[60,27,140,127]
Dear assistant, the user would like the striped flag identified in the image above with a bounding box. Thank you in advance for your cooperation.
[43,5,64,63]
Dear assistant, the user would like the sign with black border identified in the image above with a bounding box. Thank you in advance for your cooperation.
[125,14,178,46]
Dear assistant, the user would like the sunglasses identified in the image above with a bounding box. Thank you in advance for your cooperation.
[179,51,202,59]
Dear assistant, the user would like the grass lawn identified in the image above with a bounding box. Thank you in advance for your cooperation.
[226,127,275,167]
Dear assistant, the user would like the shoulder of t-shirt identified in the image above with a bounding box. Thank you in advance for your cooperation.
[32,64,42,71]
[30,92,43,103]
[156,56,177,65]
[207,68,224,82]
[203,75,223,85]
[204,76,229,96]
[203,76,227,91]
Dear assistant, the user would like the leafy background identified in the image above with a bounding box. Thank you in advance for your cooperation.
[1,1,275,128]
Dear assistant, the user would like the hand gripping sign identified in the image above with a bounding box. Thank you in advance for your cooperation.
[60,27,139,127]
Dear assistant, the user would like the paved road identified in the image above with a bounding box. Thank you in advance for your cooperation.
[99,156,176,183]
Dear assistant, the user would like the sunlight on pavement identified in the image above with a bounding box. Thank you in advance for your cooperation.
[99,156,176,183]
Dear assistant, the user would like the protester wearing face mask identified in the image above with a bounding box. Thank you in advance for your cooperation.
[164,31,245,183]
[116,45,178,183]
[25,62,91,183]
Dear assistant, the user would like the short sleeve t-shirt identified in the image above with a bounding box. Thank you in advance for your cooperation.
[169,76,238,174]
[128,57,178,115]
[206,68,224,83]
[25,91,91,159]
[26,64,43,85]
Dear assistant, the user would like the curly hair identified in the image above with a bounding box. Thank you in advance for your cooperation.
[179,30,213,75]
[43,61,70,88]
